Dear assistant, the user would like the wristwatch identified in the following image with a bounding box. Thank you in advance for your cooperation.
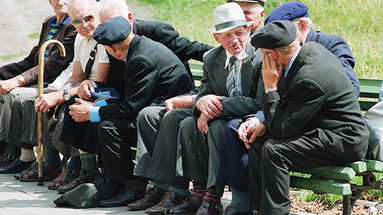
[63,89,70,101]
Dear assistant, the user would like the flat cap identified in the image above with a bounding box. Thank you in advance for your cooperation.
[93,16,131,45]
[251,20,297,49]
[265,1,308,25]
[228,0,266,7]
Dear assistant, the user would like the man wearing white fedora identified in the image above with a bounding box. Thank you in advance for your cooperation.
[165,3,264,215]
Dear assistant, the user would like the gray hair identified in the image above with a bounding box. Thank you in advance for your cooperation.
[98,0,130,19]
[275,39,300,55]
[292,17,314,29]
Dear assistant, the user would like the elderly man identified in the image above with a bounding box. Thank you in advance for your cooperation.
[265,1,359,95]
[228,0,265,36]
[58,16,193,207]
[0,0,76,168]
[164,3,263,215]
[247,20,368,215]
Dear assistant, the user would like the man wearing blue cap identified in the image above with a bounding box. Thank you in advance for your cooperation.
[247,20,368,215]
[265,0,359,96]
[58,16,193,207]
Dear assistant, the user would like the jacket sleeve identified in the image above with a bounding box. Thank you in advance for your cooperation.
[192,61,216,117]
[21,24,77,85]
[262,78,326,139]
[98,56,159,120]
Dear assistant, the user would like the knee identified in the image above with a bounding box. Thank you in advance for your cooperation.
[261,140,283,166]
[136,107,157,126]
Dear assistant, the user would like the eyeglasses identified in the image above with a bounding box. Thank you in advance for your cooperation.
[71,15,94,26]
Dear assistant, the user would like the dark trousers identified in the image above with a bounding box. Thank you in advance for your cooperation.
[134,107,191,189]
[216,119,270,192]
[248,129,352,215]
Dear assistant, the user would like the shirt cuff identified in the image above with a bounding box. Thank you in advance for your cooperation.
[253,111,265,124]
[89,107,101,122]
[95,99,107,107]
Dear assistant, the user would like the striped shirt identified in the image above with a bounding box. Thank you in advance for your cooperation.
[44,16,70,59]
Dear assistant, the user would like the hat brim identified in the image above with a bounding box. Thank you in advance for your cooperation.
[232,0,265,6]
[209,21,254,33]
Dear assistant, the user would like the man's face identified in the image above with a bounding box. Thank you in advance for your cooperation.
[238,2,264,32]
[69,1,100,39]
[49,0,68,16]
[214,26,249,56]
[104,45,125,61]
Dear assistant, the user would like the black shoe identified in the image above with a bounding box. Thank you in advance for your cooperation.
[195,200,223,215]
[0,159,35,174]
[0,152,18,167]
[128,186,166,211]
[145,191,189,215]
[223,204,252,215]
[164,194,203,215]
[14,162,38,180]
[98,187,145,207]
[93,178,124,202]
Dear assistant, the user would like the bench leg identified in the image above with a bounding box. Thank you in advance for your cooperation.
[342,194,352,215]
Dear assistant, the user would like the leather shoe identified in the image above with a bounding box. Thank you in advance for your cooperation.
[93,178,124,202]
[98,187,145,207]
[57,170,100,194]
[19,163,61,182]
[0,152,18,167]
[223,204,252,215]
[145,191,188,215]
[14,162,38,180]
[0,159,35,174]
[127,186,166,211]
[164,194,202,215]
[195,200,223,215]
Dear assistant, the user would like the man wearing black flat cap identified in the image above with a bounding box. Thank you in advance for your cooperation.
[59,16,193,207]
[265,1,359,96]
[247,20,368,215]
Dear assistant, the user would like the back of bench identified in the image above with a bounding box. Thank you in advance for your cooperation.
[191,63,382,111]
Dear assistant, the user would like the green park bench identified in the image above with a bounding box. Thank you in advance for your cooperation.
[191,63,383,215]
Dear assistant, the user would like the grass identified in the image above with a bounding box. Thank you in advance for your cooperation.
[28,32,40,39]
[134,0,383,79]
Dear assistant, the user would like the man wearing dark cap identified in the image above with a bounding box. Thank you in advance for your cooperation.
[247,20,368,215]
[265,0,359,96]
[227,0,266,36]
[59,16,193,207]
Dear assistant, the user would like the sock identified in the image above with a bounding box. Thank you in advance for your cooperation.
[19,148,36,162]
[45,147,61,168]
[66,156,81,170]
[192,182,206,198]
[168,185,190,196]
[231,188,250,212]
[153,180,169,191]
[80,153,99,174]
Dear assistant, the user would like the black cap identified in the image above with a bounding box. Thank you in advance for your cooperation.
[265,1,308,25]
[251,20,297,49]
[228,0,266,7]
[93,16,131,45]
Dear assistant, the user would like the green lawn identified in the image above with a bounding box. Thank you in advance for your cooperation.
[135,0,383,79]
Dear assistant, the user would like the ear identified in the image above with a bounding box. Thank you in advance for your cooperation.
[260,10,265,20]
[298,19,309,32]
[213,33,220,43]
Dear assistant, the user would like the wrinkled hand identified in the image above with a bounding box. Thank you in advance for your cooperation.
[238,117,267,149]
[68,98,95,122]
[0,79,18,95]
[35,91,61,112]
[196,95,223,118]
[164,95,195,111]
[77,80,95,101]
[262,52,283,90]
[197,112,213,133]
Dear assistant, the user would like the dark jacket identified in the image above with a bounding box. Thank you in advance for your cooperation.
[0,15,77,85]
[262,42,368,162]
[107,19,213,92]
[306,29,359,96]
[99,35,193,121]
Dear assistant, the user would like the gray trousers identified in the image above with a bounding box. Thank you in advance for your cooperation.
[179,116,226,188]
[134,107,191,189]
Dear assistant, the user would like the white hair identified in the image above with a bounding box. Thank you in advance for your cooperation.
[292,17,314,28]
[98,0,130,18]
[67,0,98,18]
[275,39,300,54]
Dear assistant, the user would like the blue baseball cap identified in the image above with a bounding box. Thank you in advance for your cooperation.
[265,1,309,25]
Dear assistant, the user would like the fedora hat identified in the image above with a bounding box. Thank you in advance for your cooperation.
[229,0,266,7]
[210,3,254,33]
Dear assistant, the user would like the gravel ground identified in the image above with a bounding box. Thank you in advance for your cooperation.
[0,0,152,65]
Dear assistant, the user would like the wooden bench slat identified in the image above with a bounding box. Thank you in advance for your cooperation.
[346,161,367,173]
[298,166,356,181]
[365,159,383,172]
[290,176,352,196]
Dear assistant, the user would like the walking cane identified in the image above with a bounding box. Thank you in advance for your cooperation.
[37,40,66,186]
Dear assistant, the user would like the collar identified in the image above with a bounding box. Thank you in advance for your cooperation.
[284,46,301,77]
[225,49,248,69]
[48,16,70,26]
